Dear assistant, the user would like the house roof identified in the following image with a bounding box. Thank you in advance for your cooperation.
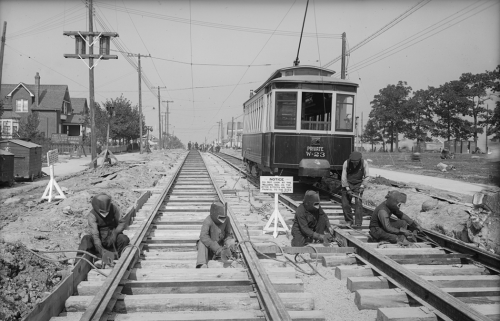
[0,111,22,119]
[70,97,88,114]
[62,114,85,125]
[1,83,69,111]
[2,139,41,148]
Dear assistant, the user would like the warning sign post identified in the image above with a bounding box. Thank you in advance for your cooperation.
[260,176,293,238]
[41,149,66,202]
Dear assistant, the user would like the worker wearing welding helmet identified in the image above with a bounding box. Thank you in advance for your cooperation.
[291,190,333,247]
[78,193,130,259]
[369,190,423,244]
[196,201,234,268]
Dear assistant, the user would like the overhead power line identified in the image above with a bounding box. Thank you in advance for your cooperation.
[322,0,431,68]
[93,0,341,39]
[347,0,497,73]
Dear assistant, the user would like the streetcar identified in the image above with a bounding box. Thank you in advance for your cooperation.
[242,65,358,183]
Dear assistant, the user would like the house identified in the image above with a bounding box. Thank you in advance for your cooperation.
[0,72,87,140]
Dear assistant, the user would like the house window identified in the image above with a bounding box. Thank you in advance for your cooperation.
[16,99,29,112]
[62,101,69,114]
[2,121,11,135]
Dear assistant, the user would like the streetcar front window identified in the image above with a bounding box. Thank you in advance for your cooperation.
[275,92,297,129]
[301,92,332,131]
[335,94,354,131]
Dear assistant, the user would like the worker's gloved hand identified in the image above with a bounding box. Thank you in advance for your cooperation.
[215,247,223,256]
[400,229,413,237]
[221,247,232,263]
[359,185,365,193]
[410,221,423,232]
[345,186,351,192]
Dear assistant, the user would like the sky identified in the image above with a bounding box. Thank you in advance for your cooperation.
[0,0,499,148]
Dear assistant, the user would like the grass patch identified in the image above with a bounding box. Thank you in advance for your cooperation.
[363,152,495,185]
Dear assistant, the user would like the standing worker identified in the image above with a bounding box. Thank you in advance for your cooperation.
[341,151,370,226]
[196,202,234,268]
[369,191,422,244]
[188,141,192,150]
[291,190,333,246]
[77,193,130,265]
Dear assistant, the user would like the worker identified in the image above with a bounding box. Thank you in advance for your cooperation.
[188,141,192,150]
[196,202,234,268]
[368,191,423,244]
[77,193,130,264]
[291,190,333,247]
[341,151,370,226]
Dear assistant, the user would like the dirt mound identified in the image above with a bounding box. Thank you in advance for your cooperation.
[0,242,65,321]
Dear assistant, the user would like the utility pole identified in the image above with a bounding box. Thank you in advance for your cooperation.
[63,0,118,168]
[162,100,173,148]
[128,53,150,154]
[153,86,166,149]
[0,22,6,91]
[341,32,346,79]
[231,117,234,148]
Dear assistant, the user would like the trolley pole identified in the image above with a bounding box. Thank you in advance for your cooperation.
[341,32,346,79]
[153,86,166,149]
[128,53,150,154]
[63,0,118,168]
[231,117,234,148]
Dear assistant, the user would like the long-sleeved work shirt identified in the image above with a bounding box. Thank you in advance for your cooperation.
[199,215,233,253]
[369,201,414,234]
[87,203,126,252]
[341,159,370,189]
[291,204,331,240]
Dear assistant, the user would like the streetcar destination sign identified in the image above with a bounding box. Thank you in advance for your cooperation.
[260,176,293,194]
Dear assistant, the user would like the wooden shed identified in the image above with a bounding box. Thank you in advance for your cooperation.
[0,139,42,181]
[0,149,15,186]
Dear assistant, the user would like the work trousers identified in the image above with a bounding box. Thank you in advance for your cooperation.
[369,220,408,243]
[196,240,219,268]
[78,234,130,257]
[291,214,329,247]
[341,188,363,226]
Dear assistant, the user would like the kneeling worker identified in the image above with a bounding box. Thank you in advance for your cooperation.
[196,202,234,268]
[291,190,333,246]
[78,193,130,262]
[369,191,422,243]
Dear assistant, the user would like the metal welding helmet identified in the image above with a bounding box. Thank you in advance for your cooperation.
[303,190,321,212]
[91,193,112,218]
[210,202,227,226]
[385,190,407,212]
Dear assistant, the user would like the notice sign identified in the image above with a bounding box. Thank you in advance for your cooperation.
[260,176,293,194]
[47,149,59,166]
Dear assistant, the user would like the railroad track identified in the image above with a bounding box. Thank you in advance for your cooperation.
[50,150,325,321]
[212,150,500,321]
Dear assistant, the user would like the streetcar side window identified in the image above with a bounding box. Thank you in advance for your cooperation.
[335,94,354,131]
[301,92,332,131]
[275,92,297,129]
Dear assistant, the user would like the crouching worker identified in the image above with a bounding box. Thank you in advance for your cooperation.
[77,193,130,264]
[291,190,333,247]
[196,201,234,268]
[369,191,422,244]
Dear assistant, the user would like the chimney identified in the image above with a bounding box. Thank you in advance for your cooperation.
[249,90,254,98]
[35,72,40,107]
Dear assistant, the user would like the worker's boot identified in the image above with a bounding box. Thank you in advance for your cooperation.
[396,235,411,247]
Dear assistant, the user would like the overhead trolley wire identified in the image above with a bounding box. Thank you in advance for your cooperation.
[322,0,431,69]
[189,0,195,124]
[93,0,341,39]
[348,0,497,73]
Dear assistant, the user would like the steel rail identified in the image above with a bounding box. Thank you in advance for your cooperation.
[203,152,293,321]
[79,152,189,321]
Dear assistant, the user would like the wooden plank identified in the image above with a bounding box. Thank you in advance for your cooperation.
[335,264,488,280]
[254,245,356,255]
[377,305,500,321]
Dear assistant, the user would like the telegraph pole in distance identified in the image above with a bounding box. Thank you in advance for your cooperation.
[128,53,150,154]
[0,22,7,91]
[153,86,166,149]
[341,32,346,79]
[63,0,118,169]
[162,100,173,148]
[231,116,234,148]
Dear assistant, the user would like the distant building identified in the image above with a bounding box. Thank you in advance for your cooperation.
[0,72,87,139]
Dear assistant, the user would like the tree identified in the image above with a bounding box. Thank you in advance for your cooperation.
[369,81,412,152]
[17,111,44,140]
[487,66,500,141]
[101,95,145,143]
[93,102,109,144]
[402,89,434,147]
[430,81,472,142]
[361,118,382,151]
[460,72,491,145]
[164,133,185,149]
